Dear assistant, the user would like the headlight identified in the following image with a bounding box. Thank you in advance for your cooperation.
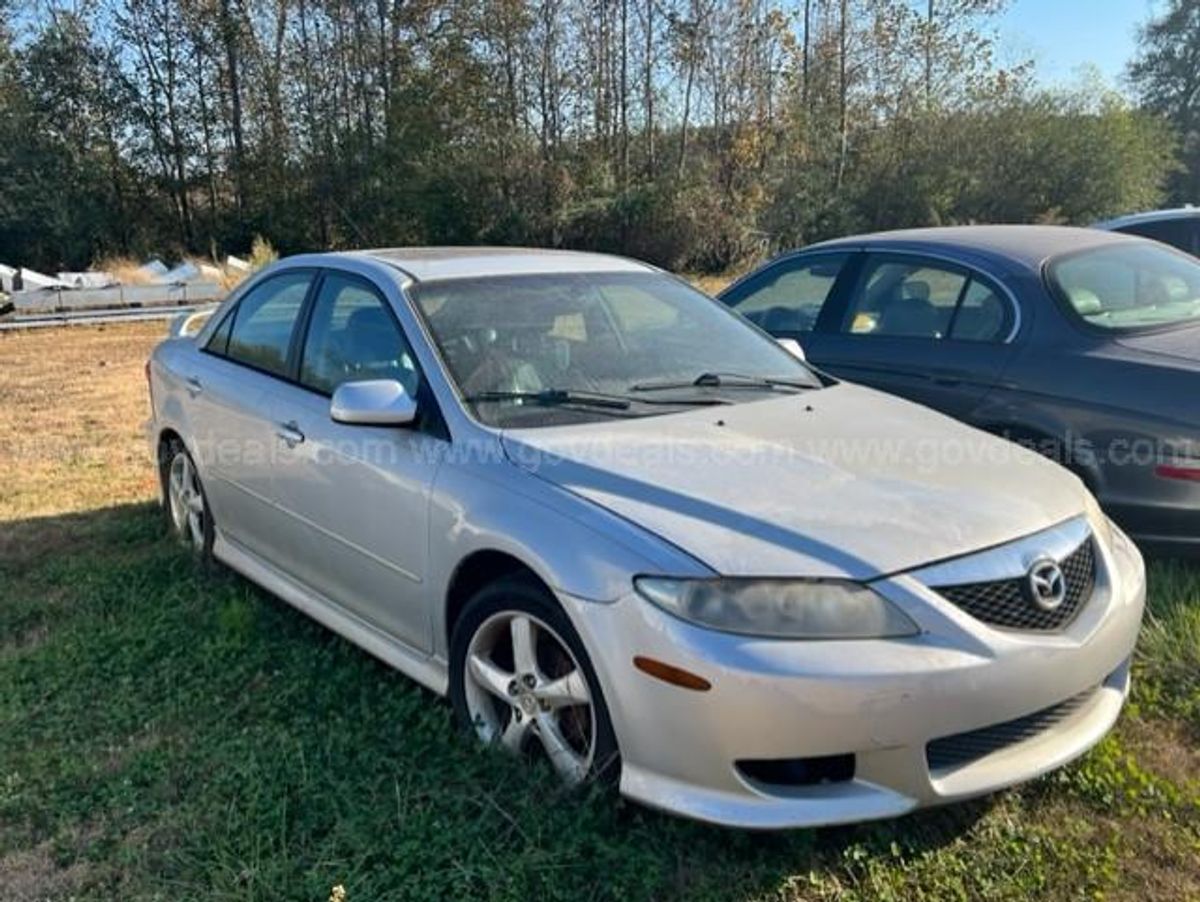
[633,577,920,640]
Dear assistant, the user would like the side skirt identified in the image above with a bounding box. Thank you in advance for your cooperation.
[214,532,449,696]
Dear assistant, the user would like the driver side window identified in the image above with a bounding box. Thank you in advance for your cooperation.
[299,273,419,397]
[726,254,849,334]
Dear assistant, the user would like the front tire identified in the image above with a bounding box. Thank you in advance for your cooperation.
[449,576,619,786]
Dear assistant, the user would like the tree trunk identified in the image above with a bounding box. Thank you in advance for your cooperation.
[678,51,695,178]
[620,0,628,189]
[644,0,655,175]
[802,0,810,111]
[220,0,246,216]
[925,0,934,104]
[836,0,848,190]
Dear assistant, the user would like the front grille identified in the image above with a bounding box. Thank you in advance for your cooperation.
[927,687,1097,771]
[935,538,1096,631]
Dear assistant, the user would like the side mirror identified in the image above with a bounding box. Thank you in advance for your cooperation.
[330,379,417,426]
[777,337,806,361]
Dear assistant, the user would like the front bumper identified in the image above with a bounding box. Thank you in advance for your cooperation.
[560,519,1145,829]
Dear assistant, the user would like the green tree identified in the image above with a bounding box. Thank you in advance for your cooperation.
[0,1,1185,273]
[0,11,148,269]
[1129,0,1200,203]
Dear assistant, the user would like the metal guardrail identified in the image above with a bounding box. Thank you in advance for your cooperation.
[10,281,224,314]
[0,304,211,331]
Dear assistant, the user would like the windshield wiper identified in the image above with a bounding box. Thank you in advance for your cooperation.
[463,389,633,410]
[629,372,812,393]
[463,388,732,410]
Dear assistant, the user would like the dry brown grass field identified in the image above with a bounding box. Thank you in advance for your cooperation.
[0,323,162,562]
[0,320,1197,901]
[0,322,162,516]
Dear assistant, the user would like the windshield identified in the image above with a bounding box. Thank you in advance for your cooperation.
[410,271,820,427]
[1049,242,1200,332]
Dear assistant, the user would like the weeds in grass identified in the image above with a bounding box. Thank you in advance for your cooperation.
[1136,560,1200,729]
[1058,734,1187,815]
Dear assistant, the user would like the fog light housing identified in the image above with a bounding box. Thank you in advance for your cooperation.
[736,754,856,788]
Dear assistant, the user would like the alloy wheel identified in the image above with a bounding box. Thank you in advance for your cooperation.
[463,610,597,784]
[167,451,206,552]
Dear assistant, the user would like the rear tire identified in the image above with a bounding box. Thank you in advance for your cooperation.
[160,437,215,563]
[449,576,620,786]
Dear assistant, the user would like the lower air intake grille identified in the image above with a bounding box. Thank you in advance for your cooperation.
[935,538,1096,631]
[926,687,1097,771]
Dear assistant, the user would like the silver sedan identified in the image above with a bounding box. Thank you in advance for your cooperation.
[147,248,1145,829]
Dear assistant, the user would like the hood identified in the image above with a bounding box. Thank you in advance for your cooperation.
[1115,323,1200,368]
[500,384,1086,579]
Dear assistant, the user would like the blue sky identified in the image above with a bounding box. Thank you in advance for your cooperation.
[993,0,1160,90]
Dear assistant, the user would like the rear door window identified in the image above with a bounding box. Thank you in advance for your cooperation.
[948,279,1013,342]
[843,259,965,338]
[205,306,235,355]
[840,256,1012,342]
[220,272,313,377]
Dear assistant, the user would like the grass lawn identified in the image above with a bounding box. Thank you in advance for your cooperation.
[1,322,1198,901]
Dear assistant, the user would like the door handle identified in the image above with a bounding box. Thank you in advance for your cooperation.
[276,420,305,448]
[185,376,203,397]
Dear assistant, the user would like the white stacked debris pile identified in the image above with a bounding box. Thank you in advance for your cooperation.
[0,264,12,314]
[138,259,170,281]
[198,263,224,283]
[57,271,117,289]
[17,268,67,290]
[12,257,223,314]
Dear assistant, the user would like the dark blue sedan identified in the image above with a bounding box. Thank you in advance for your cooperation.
[719,226,1200,554]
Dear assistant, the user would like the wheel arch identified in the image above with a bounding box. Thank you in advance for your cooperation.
[156,425,184,453]
[978,419,1103,492]
[155,427,186,494]
[443,549,551,651]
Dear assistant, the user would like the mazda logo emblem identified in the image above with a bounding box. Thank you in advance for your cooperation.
[1025,557,1067,611]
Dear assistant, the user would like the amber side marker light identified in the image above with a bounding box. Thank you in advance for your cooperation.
[1155,464,1200,483]
[633,656,712,691]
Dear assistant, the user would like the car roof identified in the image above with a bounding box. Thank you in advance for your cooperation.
[805,225,1138,273]
[1094,207,1200,229]
[342,247,654,282]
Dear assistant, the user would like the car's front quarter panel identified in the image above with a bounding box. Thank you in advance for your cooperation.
[425,442,713,661]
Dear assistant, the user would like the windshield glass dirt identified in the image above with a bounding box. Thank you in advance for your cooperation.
[411,272,819,427]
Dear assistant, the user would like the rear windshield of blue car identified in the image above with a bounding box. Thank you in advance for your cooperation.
[1049,242,1200,332]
